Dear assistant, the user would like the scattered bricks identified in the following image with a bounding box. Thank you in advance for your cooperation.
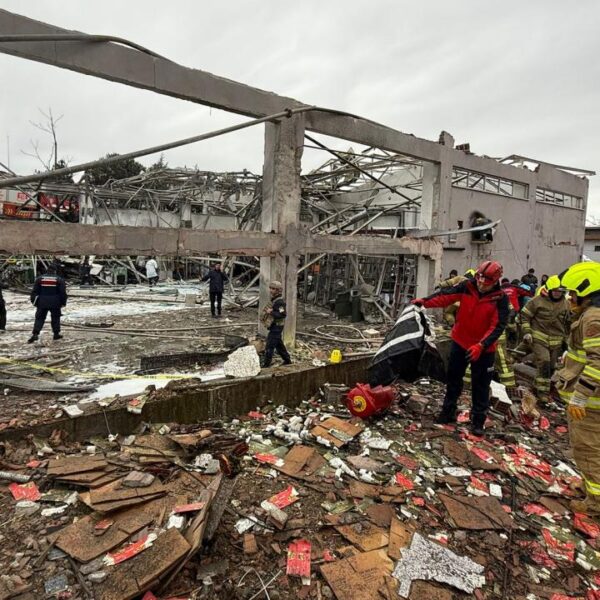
[243,534,258,555]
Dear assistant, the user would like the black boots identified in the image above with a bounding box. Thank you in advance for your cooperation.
[435,410,457,425]
[53,333,63,341]
[27,334,38,344]
[470,414,486,436]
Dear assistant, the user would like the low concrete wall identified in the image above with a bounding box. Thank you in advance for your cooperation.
[0,357,371,443]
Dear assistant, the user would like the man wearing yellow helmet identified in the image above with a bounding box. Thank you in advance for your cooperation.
[437,269,475,327]
[556,261,600,515]
[518,275,570,403]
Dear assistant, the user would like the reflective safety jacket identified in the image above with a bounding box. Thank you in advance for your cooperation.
[556,301,600,409]
[520,293,570,347]
[422,279,509,352]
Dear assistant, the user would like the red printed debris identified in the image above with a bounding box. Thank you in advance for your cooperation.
[254,453,283,466]
[574,513,600,539]
[265,486,299,509]
[26,460,41,469]
[523,503,554,519]
[550,595,580,600]
[104,533,156,566]
[404,423,419,433]
[502,505,512,513]
[469,476,489,495]
[8,482,41,502]
[457,410,470,423]
[539,416,551,430]
[248,411,266,419]
[394,473,414,491]
[556,425,568,434]
[518,541,558,568]
[173,502,206,514]
[322,550,336,562]
[142,593,158,600]
[542,528,576,562]
[587,591,600,600]
[412,497,425,507]
[94,519,114,532]
[394,455,419,471]
[287,540,311,579]
[470,447,494,463]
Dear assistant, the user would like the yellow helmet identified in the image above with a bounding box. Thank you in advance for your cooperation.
[545,275,565,292]
[560,262,600,297]
[464,268,476,278]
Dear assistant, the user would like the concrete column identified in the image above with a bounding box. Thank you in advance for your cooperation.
[259,115,305,346]
[416,161,442,296]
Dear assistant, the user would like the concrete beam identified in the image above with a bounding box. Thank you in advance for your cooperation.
[0,220,441,258]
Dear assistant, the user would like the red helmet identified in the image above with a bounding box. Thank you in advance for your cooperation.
[476,260,503,285]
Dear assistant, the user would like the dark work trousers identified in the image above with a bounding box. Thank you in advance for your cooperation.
[0,300,5,330]
[33,307,61,336]
[442,341,495,427]
[148,276,159,287]
[264,328,291,366]
[209,292,223,316]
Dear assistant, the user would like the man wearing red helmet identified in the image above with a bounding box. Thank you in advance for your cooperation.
[412,260,509,435]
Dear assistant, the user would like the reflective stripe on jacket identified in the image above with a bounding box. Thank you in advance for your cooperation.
[556,305,600,409]
[520,293,570,345]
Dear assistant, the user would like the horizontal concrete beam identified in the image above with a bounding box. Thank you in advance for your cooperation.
[0,10,443,163]
[0,220,442,257]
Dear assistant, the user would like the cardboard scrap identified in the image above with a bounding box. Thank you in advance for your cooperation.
[47,455,107,477]
[55,507,155,562]
[89,477,166,512]
[310,416,363,448]
[335,521,389,552]
[96,528,190,600]
[103,533,157,566]
[439,493,512,530]
[279,445,327,479]
[321,549,393,600]
[387,518,414,560]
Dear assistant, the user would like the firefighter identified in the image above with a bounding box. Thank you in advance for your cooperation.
[413,260,509,436]
[555,262,600,514]
[28,265,67,343]
[261,281,292,368]
[518,275,570,402]
[438,268,476,327]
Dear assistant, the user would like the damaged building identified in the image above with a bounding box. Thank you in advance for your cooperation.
[0,7,598,600]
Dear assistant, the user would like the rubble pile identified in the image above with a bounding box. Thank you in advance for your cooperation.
[0,379,597,598]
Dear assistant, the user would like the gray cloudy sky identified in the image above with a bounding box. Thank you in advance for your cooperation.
[1,1,599,215]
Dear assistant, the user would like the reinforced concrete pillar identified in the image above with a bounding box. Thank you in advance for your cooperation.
[259,114,305,346]
[416,161,442,297]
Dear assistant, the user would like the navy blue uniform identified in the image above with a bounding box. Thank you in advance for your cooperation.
[30,274,67,337]
[263,295,291,367]
[0,283,6,331]
[202,268,228,316]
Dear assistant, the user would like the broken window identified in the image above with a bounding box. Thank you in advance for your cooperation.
[451,168,528,199]
[535,188,584,210]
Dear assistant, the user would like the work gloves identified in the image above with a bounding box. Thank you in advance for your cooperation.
[523,333,533,344]
[411,299,425,307]
[568,394,587,421]
[466,343,484,362]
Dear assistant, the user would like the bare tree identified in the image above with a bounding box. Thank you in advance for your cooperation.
[21,107,64,170]
[586,214,600,226]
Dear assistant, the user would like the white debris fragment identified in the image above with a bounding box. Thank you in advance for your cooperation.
[392,533,485,596]
[490,380,512,405]
[41,505,68,517]
[443,467,472,478]
[489,483,503,498]
[63,405,84,418]
[223,346,261,378]
[366,437,392,450]
[167,514,185,529]
[328,457,357,480]
[234,518,255,534]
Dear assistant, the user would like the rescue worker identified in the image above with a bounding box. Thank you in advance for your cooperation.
[28,265,67,343]
[521,268,538,294]
[413,260,509,435]
[438,268,476,327]
[202,263,229,318]
[518,274,570,402]
[145,256,159,287]
[555,262,600,514]
[261,281,292,368]
[79,257,93,286]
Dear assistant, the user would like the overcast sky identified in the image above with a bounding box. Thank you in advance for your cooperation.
[1,1,599,216]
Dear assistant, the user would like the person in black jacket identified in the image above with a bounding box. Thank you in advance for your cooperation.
[28,265,68,343]
[0,281,7,333]
[261,280,292,368]
[79,257,93,286]
[202,263,228,317]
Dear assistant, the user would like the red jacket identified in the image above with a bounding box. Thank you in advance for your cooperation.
[422,280,509,352]
[502,284,532,311]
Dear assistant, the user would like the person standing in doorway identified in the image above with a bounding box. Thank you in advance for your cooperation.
[0,280,7,333]
[146,256,159,287]
[202,263,228,317]
[261,280,292,368]
[28,264,67,343]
